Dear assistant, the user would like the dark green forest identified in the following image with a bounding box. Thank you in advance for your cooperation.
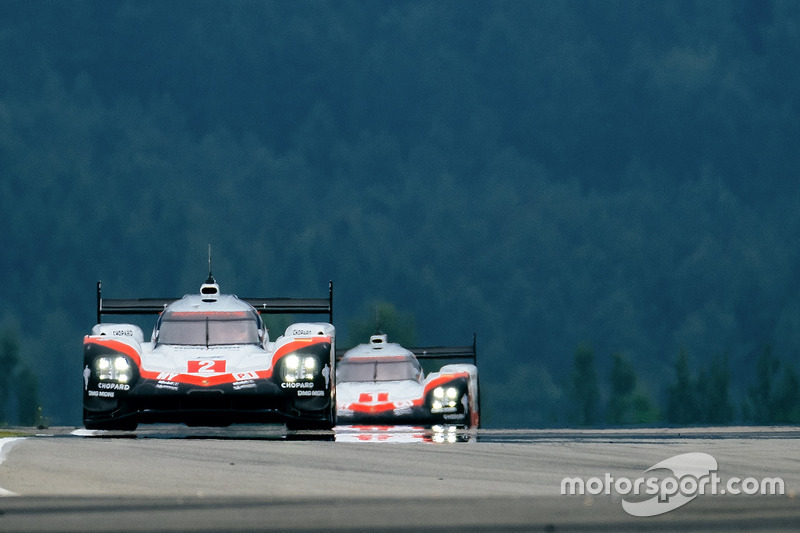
[2,1,800,427]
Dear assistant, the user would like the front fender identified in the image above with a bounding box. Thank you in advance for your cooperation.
[272,336,335,413]
[83,335,142,412]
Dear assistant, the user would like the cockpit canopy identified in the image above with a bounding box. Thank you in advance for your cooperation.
[156,310,262,346]
[337,355,423,383]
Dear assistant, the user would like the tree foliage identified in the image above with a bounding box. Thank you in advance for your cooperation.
[746,347,800,424]
[0,329,42,427]
[667,349,737,425]
[667,349,699,425]
[571,344,599,426]
[608,353,636,425]
[607,352,658,425]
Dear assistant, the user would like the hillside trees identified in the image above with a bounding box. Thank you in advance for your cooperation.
[570,344,599,426]
[666,349,699,424]
[746,347,800,424]
[1,1,800,426]
[607,352,659,425]
[0,329,42,426]
[568,347,658,427]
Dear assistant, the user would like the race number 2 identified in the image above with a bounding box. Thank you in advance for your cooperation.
[188,360,226,373]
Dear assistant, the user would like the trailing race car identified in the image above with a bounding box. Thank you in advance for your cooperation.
[336,334,479,427]
[82,275,336,431]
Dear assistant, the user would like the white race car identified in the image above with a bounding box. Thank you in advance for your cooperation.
[82,275,335,431]
[336,334,479,427]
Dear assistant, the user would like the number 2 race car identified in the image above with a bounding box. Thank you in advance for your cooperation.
[82,275,336,431]
[336,334,479,428]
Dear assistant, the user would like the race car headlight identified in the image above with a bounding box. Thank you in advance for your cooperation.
[282,354,318,382]
[93,355,133,383]
[432,386,460,409]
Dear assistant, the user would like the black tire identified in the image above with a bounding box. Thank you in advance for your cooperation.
[83,410,138,431]
[462,400,473,428]
[286,413,334,431]
[286,403,336,431]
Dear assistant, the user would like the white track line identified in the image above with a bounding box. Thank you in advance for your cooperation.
[0,437,26,496]
[70,428,99,437]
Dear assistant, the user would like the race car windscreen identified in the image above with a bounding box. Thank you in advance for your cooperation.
[157,314,260,346]
[338,358,421,382]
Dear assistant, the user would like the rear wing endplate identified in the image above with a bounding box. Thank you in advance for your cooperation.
[96,281,334,324]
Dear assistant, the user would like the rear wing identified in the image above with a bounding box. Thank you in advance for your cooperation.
[410,334,477,365]
[96,281,334,324]
[335,334,477,364]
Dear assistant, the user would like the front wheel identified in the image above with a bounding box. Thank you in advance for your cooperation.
[286,403,336,431]
[83,409,138,431]
[286,418,333,431]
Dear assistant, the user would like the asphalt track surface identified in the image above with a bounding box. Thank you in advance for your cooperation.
[0,425,798,532]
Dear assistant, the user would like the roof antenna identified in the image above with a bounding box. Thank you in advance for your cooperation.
[370,306,387,345]
[200,244,220,301]
[206,244,215,284]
